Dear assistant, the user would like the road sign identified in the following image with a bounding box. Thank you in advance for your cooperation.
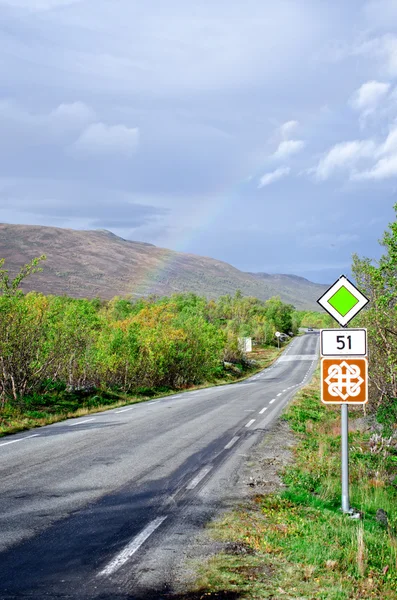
[275,332,281,338]
[320,328,367,357]
[321,358,368,404]
[317,275,369,327]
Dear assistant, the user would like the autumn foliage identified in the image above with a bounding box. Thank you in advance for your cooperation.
[0,264,299,407]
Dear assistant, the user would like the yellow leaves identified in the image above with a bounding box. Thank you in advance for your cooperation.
[132,304,175,328]
[24,292,49,323]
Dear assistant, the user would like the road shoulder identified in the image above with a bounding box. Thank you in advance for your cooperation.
[168,418,296,598]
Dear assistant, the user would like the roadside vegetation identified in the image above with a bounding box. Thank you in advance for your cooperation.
[181,204,397,599]
[298,310,336,329]
[0,261,300,435]
[191,373,397,599]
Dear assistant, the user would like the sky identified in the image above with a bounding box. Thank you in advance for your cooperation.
[1,0,397,283]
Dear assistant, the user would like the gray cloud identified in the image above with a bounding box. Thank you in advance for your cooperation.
[72,123,139,158]
[0,178,167,228]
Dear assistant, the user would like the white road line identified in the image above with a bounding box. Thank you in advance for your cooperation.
[69,418,95,427]
[245,419,256,428]
[187,466,213,490]
[283,389,287,392]
[0,434,40,448]
[224,436,240,450]
[259,407,268,414]
[244,409,255,412]
[115,407,136,413]
[98,516,167,577]
[277,393,282,397]
[269,399,276,404]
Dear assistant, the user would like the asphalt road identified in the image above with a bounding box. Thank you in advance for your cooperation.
[0,332,319,599]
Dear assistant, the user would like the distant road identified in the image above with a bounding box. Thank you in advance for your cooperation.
[0,333,319,599]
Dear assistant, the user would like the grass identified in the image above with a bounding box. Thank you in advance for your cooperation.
[0,343,285,438]
[188,371,397,599]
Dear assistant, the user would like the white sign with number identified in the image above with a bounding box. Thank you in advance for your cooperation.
[320,328,367,357]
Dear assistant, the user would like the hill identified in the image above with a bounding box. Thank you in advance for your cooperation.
[0,223,327,310]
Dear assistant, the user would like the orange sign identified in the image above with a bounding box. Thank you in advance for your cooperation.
[321,358,368,404]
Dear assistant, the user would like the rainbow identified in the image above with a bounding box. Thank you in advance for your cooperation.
[128,175,254,297]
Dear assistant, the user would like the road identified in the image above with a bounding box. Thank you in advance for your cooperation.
[0,332,319,599]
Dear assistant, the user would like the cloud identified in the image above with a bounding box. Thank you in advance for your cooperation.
[0,100,96,150]
[350,80,390,116]
[352,153,397,180]
[71,123,139,158]
[0,2,327,98]
[0,177,168,226]
[50,102,96,124]
[314,123,397,182]
[280,120,299,139]
[0,100,95,129]
[314,140,376,180]
[377,125,397,155]
[354,35,397,78]
[258,167,290,188]
[272,139,305,160]
[266,120,305,161]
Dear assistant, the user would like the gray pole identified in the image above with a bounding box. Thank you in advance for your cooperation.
[341,403,350,513]
[341,322,350,514]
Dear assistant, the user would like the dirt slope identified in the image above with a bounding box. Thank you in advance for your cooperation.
[0,223,327,309]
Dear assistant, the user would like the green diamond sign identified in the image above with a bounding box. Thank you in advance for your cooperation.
[317,276,369,326]
[328,286,359,316]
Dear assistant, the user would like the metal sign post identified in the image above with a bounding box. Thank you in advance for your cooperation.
[340,325,350,514]
[341,402,350,513]
[317,275,369,515]
[275,331,281,349]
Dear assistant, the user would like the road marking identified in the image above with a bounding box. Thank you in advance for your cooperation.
[0,434,40,448]
[224,436,240,450]
[69,418,95,427]
[279,354,317,362]
[245,419,256,428]
[259,407,268,414]
[244,409,255,412]
[98,516,167,577]
[277,393,282,397]
[115,407,136,413]
[269,399,276,404]
[187,466,213,490]
[283,389,287,392]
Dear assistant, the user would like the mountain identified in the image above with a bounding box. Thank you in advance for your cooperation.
[0,223,327,310]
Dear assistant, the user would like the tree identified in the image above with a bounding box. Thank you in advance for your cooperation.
[352,203,397,413]
[0,255,46,297]
[264,296,294,334]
